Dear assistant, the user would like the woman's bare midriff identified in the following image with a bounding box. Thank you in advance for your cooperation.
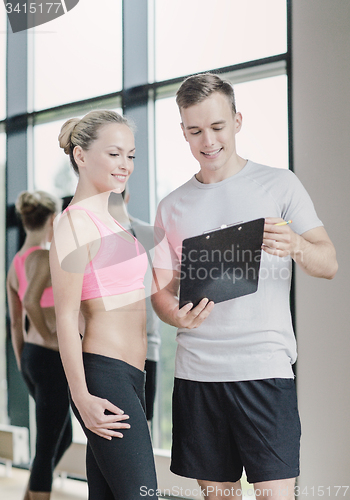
[80,289,147,372]
[26,306,59,351]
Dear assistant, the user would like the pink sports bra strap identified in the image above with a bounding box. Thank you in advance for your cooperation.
[65,205,138,243]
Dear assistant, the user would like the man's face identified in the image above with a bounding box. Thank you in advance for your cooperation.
[180,92,242,177]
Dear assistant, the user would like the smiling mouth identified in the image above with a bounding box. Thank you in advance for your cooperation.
[201,148,223,158]
[111,174,127,181]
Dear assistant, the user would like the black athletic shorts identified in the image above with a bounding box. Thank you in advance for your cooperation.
[171,377,301,484]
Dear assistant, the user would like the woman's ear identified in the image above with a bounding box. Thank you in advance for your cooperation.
[73,145,85,169]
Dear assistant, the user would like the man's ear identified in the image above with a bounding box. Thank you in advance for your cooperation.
[235,112,243,134]
[180,122,188,142]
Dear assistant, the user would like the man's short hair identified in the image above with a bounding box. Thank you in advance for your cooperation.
[176,73,236,115]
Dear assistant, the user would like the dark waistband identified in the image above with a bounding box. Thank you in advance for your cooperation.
[82,352,145,385]
[22,342,60,356]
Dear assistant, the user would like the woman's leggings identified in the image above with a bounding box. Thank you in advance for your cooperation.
[21,343,72,492]
[70,352,158,500]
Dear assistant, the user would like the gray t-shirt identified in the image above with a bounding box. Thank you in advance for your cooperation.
[153,160,323,382]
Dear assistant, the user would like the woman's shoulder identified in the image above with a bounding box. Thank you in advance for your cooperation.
[52,208,101,273]
[6,261,18,290]
[54,207,100,247]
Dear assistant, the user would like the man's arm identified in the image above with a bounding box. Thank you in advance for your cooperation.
[151,268,214,329]
[263,218,338,279]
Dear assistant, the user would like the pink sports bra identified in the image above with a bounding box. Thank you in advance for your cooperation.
[13,247,55,308]
[65,206,148,301]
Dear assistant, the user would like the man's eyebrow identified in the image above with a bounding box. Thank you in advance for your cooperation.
[185,120,226,130]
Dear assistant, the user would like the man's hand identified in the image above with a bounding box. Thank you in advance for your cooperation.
[173,298,214,329]
[263,217,297,257]
[262,217,337,279]
[151,268,215,328]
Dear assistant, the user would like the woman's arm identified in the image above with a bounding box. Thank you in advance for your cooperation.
[50,213,130,440]
[6,266,25,370]
[22,249,55,341]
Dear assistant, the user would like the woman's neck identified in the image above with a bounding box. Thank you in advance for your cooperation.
[22,230,48,250]
[71,185,111,215]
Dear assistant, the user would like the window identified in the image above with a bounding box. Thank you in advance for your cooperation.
[234,74,289,169]
[155,0,287,81]
[155,96,198,201]
[32,0,123,110]
[33,119,78,196]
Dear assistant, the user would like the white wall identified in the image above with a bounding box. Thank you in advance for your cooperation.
[293,0,350,493]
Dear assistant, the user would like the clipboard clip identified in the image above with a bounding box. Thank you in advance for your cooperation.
[203,221,244,237]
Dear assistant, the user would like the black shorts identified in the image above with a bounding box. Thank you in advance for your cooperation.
[171,378,301,484]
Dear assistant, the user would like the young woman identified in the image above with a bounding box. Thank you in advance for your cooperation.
[50,110,157,499]
[7,190,72,500]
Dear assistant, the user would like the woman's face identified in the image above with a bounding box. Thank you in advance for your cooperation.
[75,123,135,194]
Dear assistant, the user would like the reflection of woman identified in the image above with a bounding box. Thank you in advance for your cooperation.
[50,110,157,499]
[6,191,72,500]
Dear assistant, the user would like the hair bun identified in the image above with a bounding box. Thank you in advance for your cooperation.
[15,191,41,215]
[58,118,80,154]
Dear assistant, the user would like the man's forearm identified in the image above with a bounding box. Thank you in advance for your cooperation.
[151,287,180,327]
[292,234,338,279]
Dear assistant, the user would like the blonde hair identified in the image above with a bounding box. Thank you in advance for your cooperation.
[58,110,130,174]
[176,73,236,114]
[15,190,61,231]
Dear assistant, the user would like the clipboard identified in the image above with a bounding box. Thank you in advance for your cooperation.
[179,218,265,308]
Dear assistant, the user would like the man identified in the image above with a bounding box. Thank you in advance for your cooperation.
[151,73,337,500]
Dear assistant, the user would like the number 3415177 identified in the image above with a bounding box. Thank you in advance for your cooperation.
[5,3,63,14]
[294,486,349,497]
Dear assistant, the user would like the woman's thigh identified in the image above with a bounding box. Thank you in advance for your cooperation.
[73,354,157,499]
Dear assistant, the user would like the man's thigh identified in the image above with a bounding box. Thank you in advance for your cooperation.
[197,479,242,500]
[254,478,296,499]
[171,378,244,483]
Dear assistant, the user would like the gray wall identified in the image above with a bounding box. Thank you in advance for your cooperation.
[293,0,350,491]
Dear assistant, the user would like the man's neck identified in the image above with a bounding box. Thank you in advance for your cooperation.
[196,156,247,184]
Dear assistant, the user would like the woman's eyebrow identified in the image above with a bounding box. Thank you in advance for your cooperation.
[106,145,136,153]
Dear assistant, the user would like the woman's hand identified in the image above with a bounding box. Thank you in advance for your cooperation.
[76,393,130,440]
